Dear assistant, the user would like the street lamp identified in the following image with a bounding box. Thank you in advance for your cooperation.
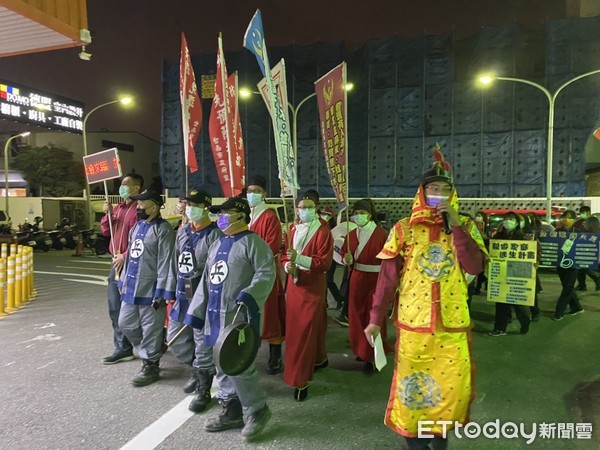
[3,131,30,220]
[82,96,133,227]
[478,70,600,223]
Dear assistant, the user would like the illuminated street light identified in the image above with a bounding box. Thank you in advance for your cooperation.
[3,131,30,219]
[82,96,133,227]
[478,70,600,223]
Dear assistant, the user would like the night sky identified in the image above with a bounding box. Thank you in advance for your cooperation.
[0,0,565,141]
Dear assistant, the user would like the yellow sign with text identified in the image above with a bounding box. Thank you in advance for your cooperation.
[487,239,537,307]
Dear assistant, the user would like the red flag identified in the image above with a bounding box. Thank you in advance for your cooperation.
[209,36,245,196]
[594,128,600,141]
[315,63,348,208]
[179,32,202,173]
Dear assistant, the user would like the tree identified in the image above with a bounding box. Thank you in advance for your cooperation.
[12,146,85,196]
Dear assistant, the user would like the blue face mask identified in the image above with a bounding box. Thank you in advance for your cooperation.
[246,193,263,207]
[119,185,130,199]
[351,214,370,227]
[299,208,316,223]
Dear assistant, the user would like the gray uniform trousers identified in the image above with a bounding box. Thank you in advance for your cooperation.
[107,265,133,353]
[166,315,194,364]
[192,329,215,373]
[118,303,166,362]
[215,361,267,418]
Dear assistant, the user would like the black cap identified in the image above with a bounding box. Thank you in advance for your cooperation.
[130,189,164,206]
[209,196,251,218]
[296,190,320,206]
[185,189,212,206]
[247,175,267,191]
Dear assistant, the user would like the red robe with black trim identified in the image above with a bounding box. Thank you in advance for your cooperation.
[282,220,333,387]
[249,206,285,342]
[341,223,393,362]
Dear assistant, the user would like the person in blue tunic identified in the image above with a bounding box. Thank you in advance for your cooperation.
[185,196,276,440]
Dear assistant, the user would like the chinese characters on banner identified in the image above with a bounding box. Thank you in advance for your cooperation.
[208,36,246,197]
[243,9,298,190]
[315,62,348,209]
[179,32,202,173]
[83,148,122,184]
[539,231,600,269]
[487,239,537,307]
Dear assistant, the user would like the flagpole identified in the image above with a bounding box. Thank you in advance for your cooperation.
[342,62,351,247]
[219,34,235,197]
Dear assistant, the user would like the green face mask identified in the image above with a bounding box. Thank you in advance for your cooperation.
[119,185,130,199]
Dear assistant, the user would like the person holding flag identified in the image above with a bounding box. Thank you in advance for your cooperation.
[246,175,286,375]
[281,191,333,402]
[167,189,223,411]
[364,147,487,448]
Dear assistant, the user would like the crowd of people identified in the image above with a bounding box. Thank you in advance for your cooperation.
[98,155,595,447]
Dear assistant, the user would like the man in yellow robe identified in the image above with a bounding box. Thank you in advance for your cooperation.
[365,147,487,450]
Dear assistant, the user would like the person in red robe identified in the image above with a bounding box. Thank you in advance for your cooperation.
[339,199,392,373]
[281,191,333,401]
[246,175,286,374]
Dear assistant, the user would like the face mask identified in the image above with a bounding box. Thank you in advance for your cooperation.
[503,219,517,231]
[351,214,370,227]
[475,216,483,223]
[581,213,589,220]
[425,194,448,207]
[520,220,525,229]
[320,214,331,222]
[119,185,130,199]
[299,208,316,223]
[137,208,150,221]
[246,193,263,207]
[186,206,206,223]
[216,213,240,231]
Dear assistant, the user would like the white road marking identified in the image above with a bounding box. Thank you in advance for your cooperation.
[4,361,16,366]
[119,397,194,450]
[120,385,218,450]
[62,278,107,286]
[34,323,56,329]
[35,271,107,281]
[17,334,63,344]
[67,259,112,265]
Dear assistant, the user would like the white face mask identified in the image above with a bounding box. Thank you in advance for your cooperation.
[475,216,483,223]
[299,208,316,223]
[185,206,206,223]
[503,219,517,231]
[425,194,448,207]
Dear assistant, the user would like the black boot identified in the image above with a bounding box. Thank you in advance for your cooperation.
[204,398,244,432]
[182,365,198,394]
[189,369,214,413]
[132,360,160,387]
[266,344,282,375]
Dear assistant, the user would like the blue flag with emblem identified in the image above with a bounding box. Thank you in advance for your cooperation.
[243,9,298,190]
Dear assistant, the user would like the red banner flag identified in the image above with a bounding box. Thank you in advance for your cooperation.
[315,62,348,208]
[179,32,202,173]
[209,36,245,197]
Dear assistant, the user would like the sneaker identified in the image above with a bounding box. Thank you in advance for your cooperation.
[335,314,349,327]
[102,350,134,365]
[552,315,564,321]
[241,405,272,439]
[488,330,507,337]
[567,309,584,316]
